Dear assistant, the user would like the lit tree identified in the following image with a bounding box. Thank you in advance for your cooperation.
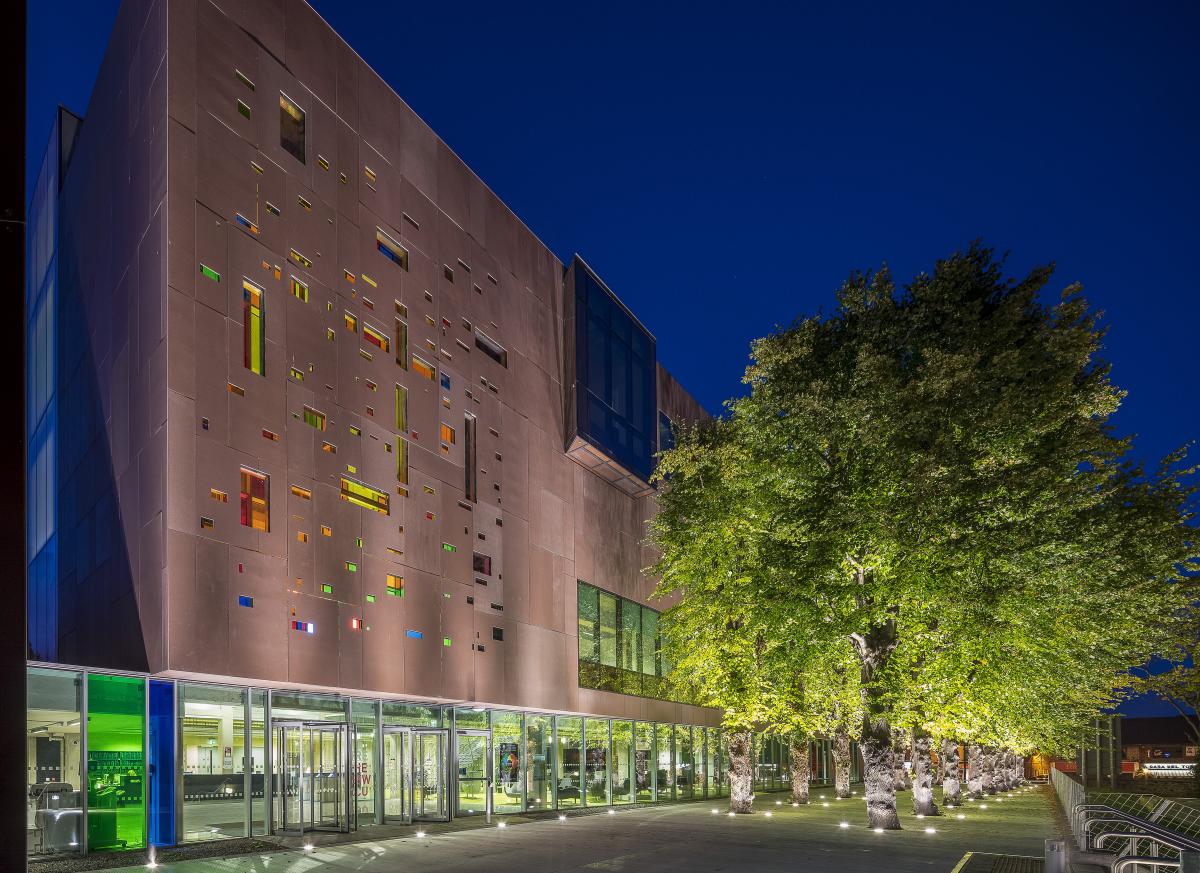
[653,245,1199,828]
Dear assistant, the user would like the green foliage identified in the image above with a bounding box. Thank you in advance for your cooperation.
[651,243,1198,759]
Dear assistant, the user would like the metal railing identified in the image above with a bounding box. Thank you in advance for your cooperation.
[1051,767,1200,873]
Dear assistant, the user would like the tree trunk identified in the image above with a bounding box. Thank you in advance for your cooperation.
[981,746,998,794]
[940,739,962,807]
[850,600,902,830]
[789,735,811,804]
[861,721,901,829]
[966,743,984,799]
[893,729,912,791]
[728,729,755,813]
[832,730,853,799]
[911,732,940,816]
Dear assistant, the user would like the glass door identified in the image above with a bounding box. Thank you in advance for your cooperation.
[310,724,346,831]
[412,730,448,821]
[455,731,490,817]
[273,721,350,834]
[381,728,410,823]
[274,722,304,835]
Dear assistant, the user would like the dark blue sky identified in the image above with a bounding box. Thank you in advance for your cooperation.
[27,2,1199,715]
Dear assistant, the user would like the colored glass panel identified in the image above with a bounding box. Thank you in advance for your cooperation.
[239,467,269,531]
[376,227,409,269]
[339,476,390,514]
[242,279,265,376]
[86,674,146,851]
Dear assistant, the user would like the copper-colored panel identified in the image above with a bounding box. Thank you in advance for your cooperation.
[283,0,337,110]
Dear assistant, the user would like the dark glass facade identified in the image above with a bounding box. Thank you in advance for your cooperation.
[570,259,658,483]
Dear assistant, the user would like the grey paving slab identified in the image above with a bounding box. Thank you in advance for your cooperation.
[109,787,1062,873]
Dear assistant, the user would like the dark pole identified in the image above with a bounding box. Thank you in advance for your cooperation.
[0,1,28,871]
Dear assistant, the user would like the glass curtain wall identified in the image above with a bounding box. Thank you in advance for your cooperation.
[655,724,674,800]
[611,721,634,804]
[382,702,441,728]
[351,700,378,826]
[179,683,248,842]
[525,714,552,811]
[555,717,582,807]
[634,721,654,801]
[27,666,729,858]
[492,711,523,813]
[676,726,693,800]
[705,729,718,798]
[86,673,146,851]
[27,667,83,856]
[250,690,266,834]
[584,719,610,806]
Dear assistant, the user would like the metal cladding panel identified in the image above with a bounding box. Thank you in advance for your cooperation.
[361,587,405,694]
[287,592,341,687]
[227,545,289,682]
[440,582,475,700]
[402,569,444,698]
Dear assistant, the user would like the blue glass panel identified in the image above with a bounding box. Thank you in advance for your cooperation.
[406,629,423,639]
[571,259,657,482]
[148,680,175,846]
[238,595,254,608]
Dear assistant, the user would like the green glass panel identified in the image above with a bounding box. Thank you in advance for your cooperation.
[640,608,658,676]
[618,599,639,673]
[577,582,599,664]
[86,674,146,851]
[598,592,617,667]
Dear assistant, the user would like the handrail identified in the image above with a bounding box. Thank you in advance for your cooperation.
[1097,831,1182,851]
[1112,858,1181,872]
[1073,804,1200,853]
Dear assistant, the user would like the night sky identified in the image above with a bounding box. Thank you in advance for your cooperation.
[26,1,1200,717]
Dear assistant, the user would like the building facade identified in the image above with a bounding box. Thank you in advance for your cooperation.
[23,0,752,856]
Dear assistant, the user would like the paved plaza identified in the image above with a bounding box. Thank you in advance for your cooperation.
[102,786,1061,873]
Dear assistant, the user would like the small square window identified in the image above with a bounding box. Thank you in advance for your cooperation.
[238,595,254,608]
[492,627,504,641]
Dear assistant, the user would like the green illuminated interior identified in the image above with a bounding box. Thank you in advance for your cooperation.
[86,674,146,851]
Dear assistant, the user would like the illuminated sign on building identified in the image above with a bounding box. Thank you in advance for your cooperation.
[1141,761,1196,776]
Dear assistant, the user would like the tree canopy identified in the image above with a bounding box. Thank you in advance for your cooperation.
[650,244,1199,824]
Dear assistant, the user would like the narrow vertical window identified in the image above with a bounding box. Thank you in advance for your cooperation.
[396,384,408,433]
[239,467,270,531]
[395,318,408,369]
[243,278,265,376]
[279,92,306,164]
[396,437,409,486]
[464,412,478,502]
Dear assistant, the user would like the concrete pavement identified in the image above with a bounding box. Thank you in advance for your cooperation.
[104,786,1061,873]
